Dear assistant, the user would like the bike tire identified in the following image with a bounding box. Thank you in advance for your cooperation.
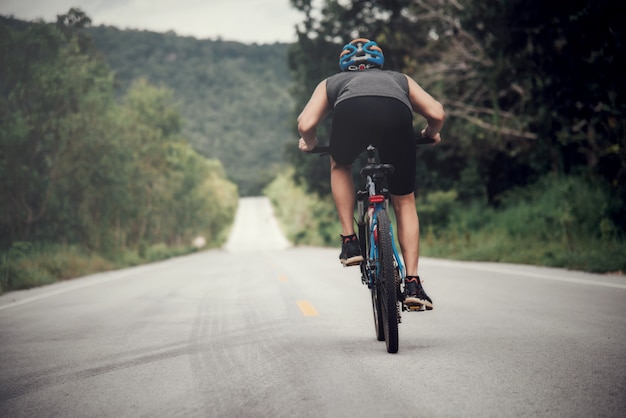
[363,217,385,341]
[377,209,399,353]
[371,287,385,341]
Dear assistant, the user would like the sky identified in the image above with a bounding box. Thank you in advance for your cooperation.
[0,0,305,44]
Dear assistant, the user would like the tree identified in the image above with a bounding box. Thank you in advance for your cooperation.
[0,11,239,254]
[502,0,625,226]
[0,16,116,246]
[287,0,625,231]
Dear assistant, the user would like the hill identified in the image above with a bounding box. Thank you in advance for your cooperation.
[86,25,295,196]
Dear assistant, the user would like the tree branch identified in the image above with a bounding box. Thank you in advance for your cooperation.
[446,109,538,140]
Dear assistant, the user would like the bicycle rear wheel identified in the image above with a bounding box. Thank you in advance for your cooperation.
[363,218,385,342]
[377,209,399,353]
[371,286,385,341]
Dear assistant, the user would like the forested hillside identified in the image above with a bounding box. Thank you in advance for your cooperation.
[86,25,294,196]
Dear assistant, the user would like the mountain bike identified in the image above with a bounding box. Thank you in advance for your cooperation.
[309,138,433,353]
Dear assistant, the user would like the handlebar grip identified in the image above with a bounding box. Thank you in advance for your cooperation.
[306,146,330,155]
[415,136,437,146]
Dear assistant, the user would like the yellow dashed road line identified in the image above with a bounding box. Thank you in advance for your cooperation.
[277,276,318,316]
[297,300,319,317]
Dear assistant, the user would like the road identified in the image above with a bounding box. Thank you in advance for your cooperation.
[1,197,625,417]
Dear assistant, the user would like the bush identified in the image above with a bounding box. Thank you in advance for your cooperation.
[419,174,626,273]
[143,243,195,262]
[497,174,615,242]
[0,243,114,292]
[264,168,339,246]
[416,190,459,229]
[265,170,625,273]
[0,241,200,294]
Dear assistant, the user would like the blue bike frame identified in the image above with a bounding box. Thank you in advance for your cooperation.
[368,202,405,287]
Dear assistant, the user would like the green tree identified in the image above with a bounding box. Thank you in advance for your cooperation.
[1,11,239,256]
[287,0,625,234]
[501,0,625,227]
[85,25,295,196]
[0,15,116,247]
[116,79,238,249]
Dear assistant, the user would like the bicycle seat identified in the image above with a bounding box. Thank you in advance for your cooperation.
[360,164,395,178]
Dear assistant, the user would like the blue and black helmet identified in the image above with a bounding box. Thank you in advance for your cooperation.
[339,38,384,72]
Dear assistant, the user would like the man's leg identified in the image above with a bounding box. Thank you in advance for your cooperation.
[391,192,419,276]
[392,192,433,309]
[330,157,355,236]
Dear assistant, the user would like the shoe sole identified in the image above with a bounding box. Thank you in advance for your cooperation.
[404,297,433,311]
[341,255,364,266]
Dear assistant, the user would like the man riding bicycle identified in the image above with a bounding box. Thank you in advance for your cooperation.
[297,38,445,310]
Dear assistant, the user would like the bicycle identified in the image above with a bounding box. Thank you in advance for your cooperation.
[309,138,433,353]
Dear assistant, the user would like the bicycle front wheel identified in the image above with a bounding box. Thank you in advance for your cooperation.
[377,209,399,353]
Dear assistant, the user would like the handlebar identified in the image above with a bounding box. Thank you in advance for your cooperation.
[305,135,438,156]
[415,136,439,146]
[306,146,330,155]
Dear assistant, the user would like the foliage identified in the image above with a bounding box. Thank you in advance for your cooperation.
[287,0,625,231]
[83,25,295,196]
[3,12,295,196]
[415,190,458,229]
[0,241,202,293]
[264,167,339,246]
[0,11,238,291]
[419,176,625,273]
[282,0,625,273]
[112,78,238,250]
[265,173,625,273]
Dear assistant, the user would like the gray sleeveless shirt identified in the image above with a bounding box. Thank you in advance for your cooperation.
[326,69,412,111]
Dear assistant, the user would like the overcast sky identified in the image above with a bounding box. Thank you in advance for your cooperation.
[0,0,305,44]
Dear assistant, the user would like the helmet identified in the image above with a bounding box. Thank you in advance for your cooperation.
[339,38,384,72]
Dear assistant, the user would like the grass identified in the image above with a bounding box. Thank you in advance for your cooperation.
[0,242,205,294]
[265,170,626,275]
[420,227,625,273]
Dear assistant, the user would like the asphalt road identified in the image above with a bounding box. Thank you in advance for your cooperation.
[1,197,625,417]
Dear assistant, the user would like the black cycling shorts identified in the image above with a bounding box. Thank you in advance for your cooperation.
[329,96,416,195]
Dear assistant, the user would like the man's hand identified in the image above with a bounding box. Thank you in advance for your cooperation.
[298,136,319,152]
[421,128,442,145]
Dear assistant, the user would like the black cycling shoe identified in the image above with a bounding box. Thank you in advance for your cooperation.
[339,234,364,266]
[404,276,433,311]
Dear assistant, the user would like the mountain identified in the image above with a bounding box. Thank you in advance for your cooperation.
[87,25,296,196]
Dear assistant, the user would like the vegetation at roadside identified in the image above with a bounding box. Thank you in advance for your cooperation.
[277,0,624,273]
[0,10,238,293]
[2,1,624,295]
[417,175,625,272]
[1,242,198,291]
[265,170,625,273]
[265,168,340,246]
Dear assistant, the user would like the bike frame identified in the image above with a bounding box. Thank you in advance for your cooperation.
[307,138,434,353]
[355,146,404,352]
[358,181,405,290]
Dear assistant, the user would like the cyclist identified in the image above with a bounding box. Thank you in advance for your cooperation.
[297,38,444,310]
